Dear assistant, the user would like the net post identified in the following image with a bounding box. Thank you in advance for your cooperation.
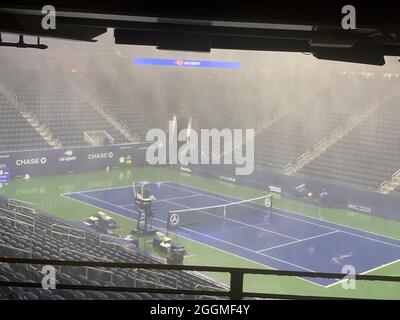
[132,182,137,199]
[166,211,171,236]
[223,205,227,231]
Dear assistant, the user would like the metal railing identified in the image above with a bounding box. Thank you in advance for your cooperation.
[98,234,130,250]
[1,257,400,300]
[0,245,32,259]
[0,230,32,252]
[51,224,86,245]
[0,209,36,232]
[134,269,178,290]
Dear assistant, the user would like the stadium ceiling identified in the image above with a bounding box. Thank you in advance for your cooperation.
[1,2,400,65]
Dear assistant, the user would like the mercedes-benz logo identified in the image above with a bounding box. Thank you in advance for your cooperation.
[169,213,180,226]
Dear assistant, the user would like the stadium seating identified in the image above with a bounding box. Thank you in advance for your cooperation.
[14,87,130,147]
[0,95,48,152]
[253,106,362,171]
[299,99,400,189]
[1,70,399,192]
[0,196,226,300]
[93,93,155,140]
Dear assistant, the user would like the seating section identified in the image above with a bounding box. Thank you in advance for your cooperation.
[1,71,400,191]
[0,196,226,300]
[0,95,48,152]
[300,100,400,189]
[94,93,154,140]
[255,106,362,171]
[14,86,130,147]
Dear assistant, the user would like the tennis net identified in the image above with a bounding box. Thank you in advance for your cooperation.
[166,194,273,234]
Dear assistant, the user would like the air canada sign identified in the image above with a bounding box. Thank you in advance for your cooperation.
[16,157,47,166]
[88,152,114,160]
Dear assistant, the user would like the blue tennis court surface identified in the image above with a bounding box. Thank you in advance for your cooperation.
[63,181,400,286]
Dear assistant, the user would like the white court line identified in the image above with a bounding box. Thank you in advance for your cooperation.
[63,186,400,288]
[324,258,400,288]
[211,220,273,237]
[79,182,400,253]
[120,204,135,208]
[163,182,338,232]
[120,194,202,208]
[76,193,137,214]
[163,181,400,249]
[62,185,134,196]
[61,181,194,197]
[69,193,314,271]
[257,230,340,253]
[61,193,324,287]
[162,199,299,241]
[156,194,203,203]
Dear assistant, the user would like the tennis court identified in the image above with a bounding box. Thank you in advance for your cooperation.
[63,181,400,287]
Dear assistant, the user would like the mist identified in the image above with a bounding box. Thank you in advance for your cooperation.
[0,28,399,152]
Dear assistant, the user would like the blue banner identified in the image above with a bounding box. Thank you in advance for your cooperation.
[133,58,241,69]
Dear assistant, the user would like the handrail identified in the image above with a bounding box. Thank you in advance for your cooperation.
[1,257,400,300]
[98,234,129,250]
[195,284,226,300]
[0,211,36,232]
[0,230,32,252]
[58,248,114,283]
[51,224,86,245]
[136,269,178,289]
[58,248,110,262]
[85,266,115,285]
[0,244,32,259]
[296,151,310,163]
[7,198,36,210]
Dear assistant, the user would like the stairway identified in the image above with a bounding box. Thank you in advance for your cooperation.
[0,84,62,149]
[21,112,63,149]
[284,104,380,176]
[210,108,290,162]
[285,104,380,175]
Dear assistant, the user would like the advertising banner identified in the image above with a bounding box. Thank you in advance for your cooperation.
[0,143,149,179]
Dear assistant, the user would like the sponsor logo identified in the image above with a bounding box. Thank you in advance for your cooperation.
[269,185,282,194]
[0,164,10,183]
[16,157,47,166]
[175,59,201,67]
[0,163,11,183]
[88,152,114,160]
[347,203,372,214]
[180,166,192,173]
[119,155,133,166]
[59,150,77,162]
[219,175,236,183]
[119,146,132,150]
[15,186,47,195]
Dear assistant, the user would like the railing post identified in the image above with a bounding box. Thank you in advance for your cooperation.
[229,271,244,300]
